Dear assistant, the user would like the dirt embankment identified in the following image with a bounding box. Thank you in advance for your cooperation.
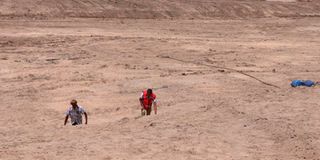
[0,0,320,19]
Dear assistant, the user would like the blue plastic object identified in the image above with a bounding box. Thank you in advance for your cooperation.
[303,80,315,87]
[291,80,315,87]
[291,80,303,87]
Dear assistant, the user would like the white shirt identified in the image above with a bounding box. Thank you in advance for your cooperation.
[65,106,86,125]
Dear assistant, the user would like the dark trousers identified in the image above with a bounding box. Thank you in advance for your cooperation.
[141,107,152,116]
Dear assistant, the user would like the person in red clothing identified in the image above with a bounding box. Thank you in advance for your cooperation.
[139,88,157,116]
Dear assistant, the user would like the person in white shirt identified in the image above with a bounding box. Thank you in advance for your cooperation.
[64,99,88,126]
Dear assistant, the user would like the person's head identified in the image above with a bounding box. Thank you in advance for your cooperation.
[147,88,153,96]
[70,99,78,108]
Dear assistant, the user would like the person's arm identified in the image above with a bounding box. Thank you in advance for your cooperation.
[153,101,157,115]
[84,112,88,124]
[64,115,69,125]
[139,92,144,109]
[139,98,144,108]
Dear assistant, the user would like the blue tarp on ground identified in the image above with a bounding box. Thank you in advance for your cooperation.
[303,80,315,87]
[291,80,315,87]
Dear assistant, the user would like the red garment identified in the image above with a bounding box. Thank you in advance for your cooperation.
[141,90,156,109]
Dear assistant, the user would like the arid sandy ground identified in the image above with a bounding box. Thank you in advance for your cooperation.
[1,1,320,160]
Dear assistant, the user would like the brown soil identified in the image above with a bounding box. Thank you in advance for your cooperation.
[0,0,320,19]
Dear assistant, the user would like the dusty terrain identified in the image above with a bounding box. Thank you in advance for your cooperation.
[1,0,320,160]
